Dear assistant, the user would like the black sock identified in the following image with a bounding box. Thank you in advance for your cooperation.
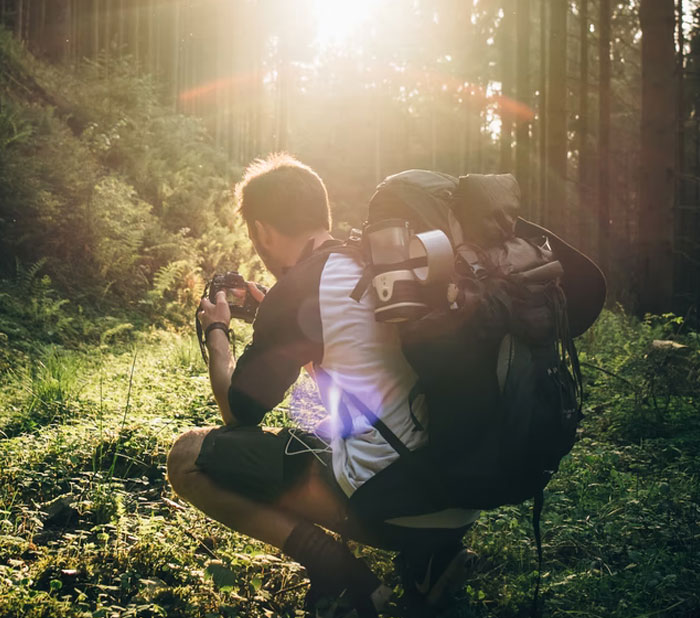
[283,521,380,602]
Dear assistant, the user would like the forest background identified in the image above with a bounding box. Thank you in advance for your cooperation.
[0,1,699,618]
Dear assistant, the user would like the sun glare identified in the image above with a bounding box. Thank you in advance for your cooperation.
[313,0,377,49]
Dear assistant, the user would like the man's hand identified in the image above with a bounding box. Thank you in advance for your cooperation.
[198,290,231,331]
[246,281,266,304]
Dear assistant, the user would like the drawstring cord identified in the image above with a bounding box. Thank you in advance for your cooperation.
[284,427,333,467]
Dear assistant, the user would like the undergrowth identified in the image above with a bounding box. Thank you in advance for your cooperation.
[0,309,698,618]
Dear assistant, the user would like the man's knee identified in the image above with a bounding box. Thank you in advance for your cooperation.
[167,427,210,499]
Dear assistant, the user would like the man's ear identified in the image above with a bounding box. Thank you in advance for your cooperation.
[253,220,273,251]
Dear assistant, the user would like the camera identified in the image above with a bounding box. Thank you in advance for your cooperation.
[207,271,267,323]
[196,271,267,364]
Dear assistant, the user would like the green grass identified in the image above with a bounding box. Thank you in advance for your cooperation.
[0,311,699,618]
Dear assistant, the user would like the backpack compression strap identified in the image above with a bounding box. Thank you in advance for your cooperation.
[349,256,428,303]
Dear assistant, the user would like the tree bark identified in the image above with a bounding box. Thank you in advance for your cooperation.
[599,0,611,274]
[500,6,514,173]
[132,0,140,68]
[578,0,590,253]
[677,0,685,199]
[545,0,567,234]
[172,0,181,109]
[92,0,99,59]
[515,0,531,217]
[15,0,24,39]
[538,0,547,222]
[639,0,677,313]
[117,0,125,56]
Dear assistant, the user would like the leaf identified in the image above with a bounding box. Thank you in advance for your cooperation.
[205,560,237,591]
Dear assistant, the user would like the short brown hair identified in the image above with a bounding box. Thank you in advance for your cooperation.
[234,153,331,236]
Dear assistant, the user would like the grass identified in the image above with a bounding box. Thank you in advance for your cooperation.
[0,311,698,618]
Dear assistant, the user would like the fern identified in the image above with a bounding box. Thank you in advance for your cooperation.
[15,257,47,291]
[150,260,191,300]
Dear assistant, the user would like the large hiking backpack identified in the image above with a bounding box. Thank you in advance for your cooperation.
[346,169,606,514]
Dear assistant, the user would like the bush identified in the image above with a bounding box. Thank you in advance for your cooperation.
[577,308,700,443]
[0,33,259,338]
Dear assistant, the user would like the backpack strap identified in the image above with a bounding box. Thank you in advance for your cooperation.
[342,388,412,458]
[350,268,373,302]
[349,256,428,303]
[313,366,411,458]
[295,238,370,302]
[531,486,545,618]
[407,381,425,432]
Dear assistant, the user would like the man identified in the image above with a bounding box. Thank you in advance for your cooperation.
[166,153,478,617]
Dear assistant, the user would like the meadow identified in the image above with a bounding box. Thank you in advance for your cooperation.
[1,310,698,618]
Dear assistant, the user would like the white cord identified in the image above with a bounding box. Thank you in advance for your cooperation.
[284,427,332,467]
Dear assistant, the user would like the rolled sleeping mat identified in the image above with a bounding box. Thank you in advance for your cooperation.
[515,217,606,338]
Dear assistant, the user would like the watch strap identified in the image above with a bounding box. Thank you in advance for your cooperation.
[204,322,230,342]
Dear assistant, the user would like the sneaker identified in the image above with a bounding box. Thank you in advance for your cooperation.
[397,545,477,608]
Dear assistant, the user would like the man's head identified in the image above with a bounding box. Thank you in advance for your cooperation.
[235,153,332,277]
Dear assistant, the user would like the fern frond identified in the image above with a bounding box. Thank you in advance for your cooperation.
[15,257,48,290]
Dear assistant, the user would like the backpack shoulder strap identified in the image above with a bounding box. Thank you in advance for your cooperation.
[313,237,372,302]
[313,366,411,457]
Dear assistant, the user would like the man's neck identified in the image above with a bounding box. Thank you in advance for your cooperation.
[276,229,334,278]
[303,230,334,253]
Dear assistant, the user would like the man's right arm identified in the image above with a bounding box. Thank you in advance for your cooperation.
[199,290,238,425]
[206,329,237,425]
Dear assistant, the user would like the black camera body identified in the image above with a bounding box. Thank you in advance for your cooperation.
[208,271,266,323]
[196,271,267,365]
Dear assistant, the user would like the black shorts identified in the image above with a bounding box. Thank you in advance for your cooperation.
[194,425,341,504]
[193,425,473,552]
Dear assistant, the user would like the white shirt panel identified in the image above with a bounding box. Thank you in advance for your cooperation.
[316,253,429,496]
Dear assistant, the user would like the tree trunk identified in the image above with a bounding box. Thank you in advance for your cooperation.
[276,36,289,151]
[578,0,590,253]
[500,6,514,173]
[15,0,23,39]
[92,0,99,58]
[538,0,547,222]
[147,0,155,74]
[598,0,611,275]
[117,0,125,56]
[40,0,47,55]
[172,0,181,109]
[132,0,140,67]
[251,6,263,158]
[515,0,531,217]
[677,0,685,198]
[639,0,677,313]
[545,0,567,234]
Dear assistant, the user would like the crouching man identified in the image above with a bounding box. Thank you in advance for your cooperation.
[166,154,478,617]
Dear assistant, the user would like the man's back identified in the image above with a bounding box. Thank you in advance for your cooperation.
[230,243,429,495]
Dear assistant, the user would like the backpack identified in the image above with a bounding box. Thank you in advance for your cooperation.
[341,170,606,603]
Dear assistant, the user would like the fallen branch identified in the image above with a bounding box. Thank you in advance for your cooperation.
[579,361,635,390]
